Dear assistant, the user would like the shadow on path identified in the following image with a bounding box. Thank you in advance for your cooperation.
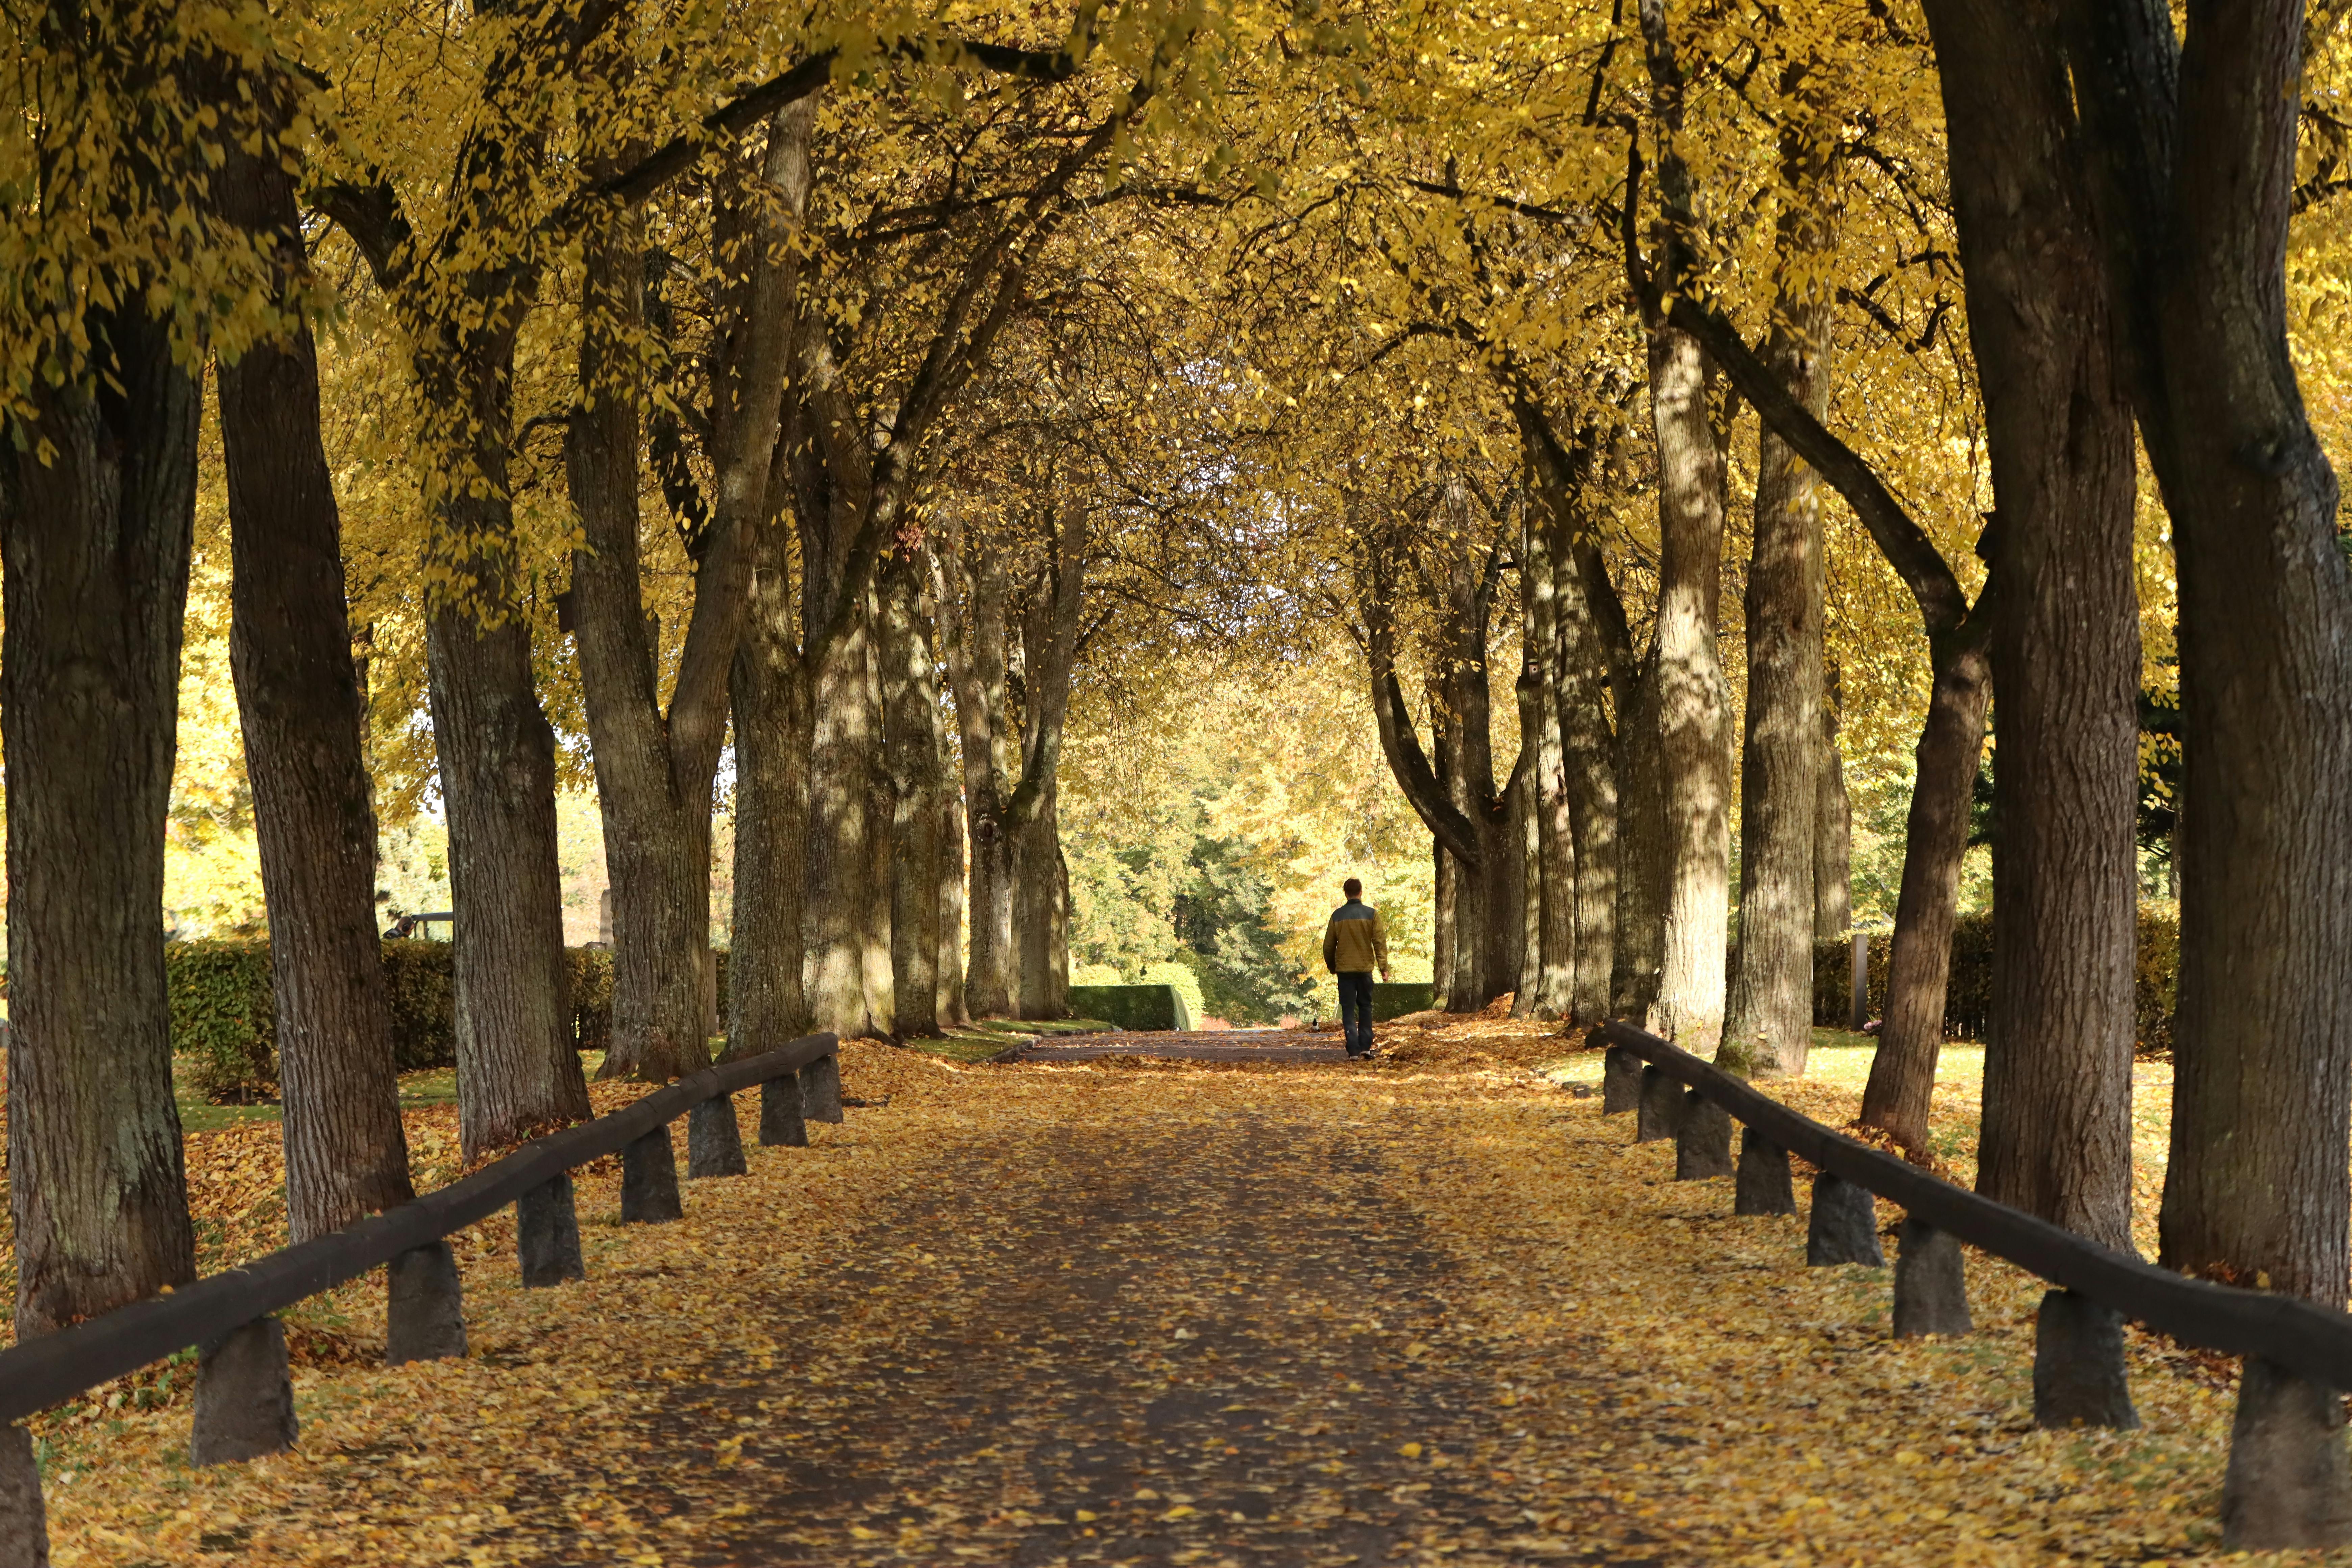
[498,1107,1647,1566]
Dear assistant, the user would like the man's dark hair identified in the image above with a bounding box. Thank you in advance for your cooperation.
[1343,877,1363,899]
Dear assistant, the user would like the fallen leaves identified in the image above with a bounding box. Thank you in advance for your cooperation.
[8,1034,2264,1565]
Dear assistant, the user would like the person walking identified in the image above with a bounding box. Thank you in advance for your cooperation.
[1322,877,1390,1059]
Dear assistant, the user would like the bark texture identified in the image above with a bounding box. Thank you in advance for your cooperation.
[1643,321,1732,1056]
[1813,669,1855,941]
[1927,0,2142,1253]
[316,8,597,1159]
[2,307,200,1338]
[882,553,946,1036]
[215,99,414,1238]
[2058,0,2352,1312]
[569,116,783,1083]
[946,543,1018,1018]
[1723,89,1834,1079]
[1520,513,1578,1019]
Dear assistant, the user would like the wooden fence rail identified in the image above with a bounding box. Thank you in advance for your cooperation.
[1597,1019,2352,1547]
[0,1031,843,1564]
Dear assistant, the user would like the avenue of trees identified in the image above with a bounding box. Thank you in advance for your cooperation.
[7,0,2352,1545]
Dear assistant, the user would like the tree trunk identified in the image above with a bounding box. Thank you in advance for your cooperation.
[2059,0,2352,1308]
[936,775,970,1028]
[730,511,813,1051]
[945,544,1016,1017]
[804,598,892,1037]
[1645,323,1732,1055]
[1508,397,1631,1023]
[1856,639,1991,1151]
[1928,0,2141,1251]
[2,309,200,1338]
[1722,106,1833,1079]
[1431,831,1456,1012]
[1014,795,1071,1020]
[882,553,944,1036]
[1813,667,1854,941]
[1611,651,1668,1021]
[1559,658,1620,1024]
[568,214,716,1085]
[1005,495,1087,1020]
[428,597,582,1148]
[215,113,414,1238]
[1521,513,1577,1019]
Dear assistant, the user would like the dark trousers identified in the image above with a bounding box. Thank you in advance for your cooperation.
[1337,971,1375,1056]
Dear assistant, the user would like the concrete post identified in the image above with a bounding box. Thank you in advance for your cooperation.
[0,1424,48,1567]
[688,1096,749,1178]
[620,1125,683,1223]
[385,1242,468,1364]
[1635,1065,1681,1143]
[517,1173,586,1286]
[802,1054,845,1124]
[2222,1357,2352,1549]
[760,1074,810,1146]
[1805,1173,1884,1266]
[1601,1046,1643,1114]
[2033,1289,2138,1429]
[192,1317,298,1465]
[1891,1217,1971,1337]
[1734,1128,1796,1216]
[1673,1090,1734,1180]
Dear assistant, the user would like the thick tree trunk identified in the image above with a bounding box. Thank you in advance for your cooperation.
[2,312,200,1338]
[946,546,1016,1017]
[1813,668,1854,941]
[999,494,1087,1022]
[1431,832,1456,1012]
[1559,661,1620,1023]
[729,516,812,1050]
[1856,639,1991,1151]
[1645,324,1732,1055]
[215,121,414,1238]
[1521,514,1577,1019]
[1611,652,1667,1021]
[936,775,970,1028]
[1014,795,1071,1020]
[2061,10,2352,1536]
[1722,162,1832,1078]
[804,601,892,1036]
[569,221,715,1084]
[2062,2,2352,1308]
[1929,1,2141,1251]
[428,597,583,1150]
[882,553,944,1036]
[1508,397,1630,1022]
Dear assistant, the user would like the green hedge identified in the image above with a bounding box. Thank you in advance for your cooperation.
[1372,982,1435,1021]
[1066,984,1193,1032]
[1810,904,2178,1055]
[175,940,632,1103]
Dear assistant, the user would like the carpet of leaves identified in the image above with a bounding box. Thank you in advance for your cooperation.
[23,1032,2269,1565]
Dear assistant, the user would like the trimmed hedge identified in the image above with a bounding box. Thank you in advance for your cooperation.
[1372,982,1435,1021]
[175,940,634,1103]
[1066,984,1194,1032]
[1810,903,2178,1055]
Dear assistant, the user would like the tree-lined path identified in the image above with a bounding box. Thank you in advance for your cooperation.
[35,1037,2252,1565]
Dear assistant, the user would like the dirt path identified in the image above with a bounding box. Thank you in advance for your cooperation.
[493,1104,1637,1566]
[41,1040,2248,1566]
[1015,1027,1350,1065]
